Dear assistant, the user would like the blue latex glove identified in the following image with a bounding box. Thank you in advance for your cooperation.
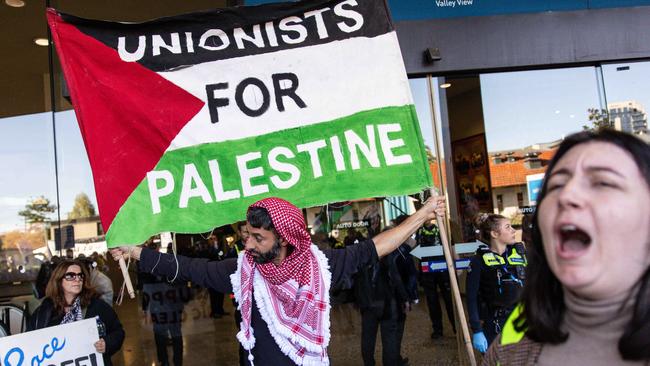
[472,331,488,354]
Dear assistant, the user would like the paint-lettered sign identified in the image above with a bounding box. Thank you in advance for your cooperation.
[0,318,103,366]
[48,0,432,246]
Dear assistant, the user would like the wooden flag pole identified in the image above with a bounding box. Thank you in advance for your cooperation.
[118,257,135,299]
[432,190,477,366]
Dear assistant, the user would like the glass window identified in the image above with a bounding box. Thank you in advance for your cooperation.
[497,194,504,212]
[601,61,650,141]
[0,113,57,286]
[480,67,602,241]
[444,67,601,242]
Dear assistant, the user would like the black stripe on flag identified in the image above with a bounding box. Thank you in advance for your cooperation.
[58,0,393,72]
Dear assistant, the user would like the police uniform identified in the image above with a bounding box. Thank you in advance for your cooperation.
[417,224,456,338]
[466,243,527,344]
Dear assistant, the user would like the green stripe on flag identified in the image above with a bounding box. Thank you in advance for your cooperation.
[107,105,432,246]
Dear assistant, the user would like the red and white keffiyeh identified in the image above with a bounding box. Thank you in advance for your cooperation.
[230,197,331,365]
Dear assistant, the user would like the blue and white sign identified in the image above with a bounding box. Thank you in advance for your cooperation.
[526,173,545,206]
[421,259,471,272]
[0,318,103,366]
[245,0,650,21]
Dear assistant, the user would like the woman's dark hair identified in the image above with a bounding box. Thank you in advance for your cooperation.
[247,207,275,231]
[45,259,97,315]
[474,213,506,244]
[516,129,650,360]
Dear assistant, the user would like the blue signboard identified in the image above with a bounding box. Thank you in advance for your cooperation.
[421,259,471,272]
[244,0,650,21]
[526,173,545,206]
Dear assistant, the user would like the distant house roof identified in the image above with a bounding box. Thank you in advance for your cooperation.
[489,149,556,188]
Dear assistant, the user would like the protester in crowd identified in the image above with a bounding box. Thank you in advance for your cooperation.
[139,242,188,366]
[416,218,456,339]
[224,223,246,259]
[391,214,419,359]
[34,259,56,299]
[28,259,124,366]
[344,227,365,247]
[355,252,407,366]
[112,196,445,365]
[466,213,526,353]
[65,248,74,259]
[206,233,228,318]
[482,130,650,365]
[355,217,415,366]
[82,257,114,305]
[91,251,109,273]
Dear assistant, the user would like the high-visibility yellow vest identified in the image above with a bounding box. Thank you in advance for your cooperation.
[482,252,507,266]
[507,248,527,266]
[500,303,526,346]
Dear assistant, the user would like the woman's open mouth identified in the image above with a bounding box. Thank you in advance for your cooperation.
[557,224,591,259]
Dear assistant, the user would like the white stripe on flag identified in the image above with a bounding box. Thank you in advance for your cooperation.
[158,32,412,151]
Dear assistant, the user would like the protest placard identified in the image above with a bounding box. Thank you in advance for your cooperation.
[0,318,102,366]
[47,0,433,247]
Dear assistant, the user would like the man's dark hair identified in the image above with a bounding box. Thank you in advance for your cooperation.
[517,129,650,360]
[247,207,275,231]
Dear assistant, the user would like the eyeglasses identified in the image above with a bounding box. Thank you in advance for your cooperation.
[63,272,85,281]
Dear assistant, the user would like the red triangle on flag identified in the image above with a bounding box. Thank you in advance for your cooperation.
[47,9,204,233]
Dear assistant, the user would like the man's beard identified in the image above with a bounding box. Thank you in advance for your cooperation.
[252,239,282,264]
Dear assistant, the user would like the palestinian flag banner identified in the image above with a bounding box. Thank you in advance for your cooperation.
[47,0,433,247]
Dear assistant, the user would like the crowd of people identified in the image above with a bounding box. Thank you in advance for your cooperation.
[11,129,649,365]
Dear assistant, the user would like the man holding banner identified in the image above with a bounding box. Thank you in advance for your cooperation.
[112,195,444,365]
[48,0,466,364]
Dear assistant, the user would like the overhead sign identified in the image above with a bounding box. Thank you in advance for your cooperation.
[47,0,432,246]
[333,220,369,229]
[246,0,650,21]
[0,318,102,366]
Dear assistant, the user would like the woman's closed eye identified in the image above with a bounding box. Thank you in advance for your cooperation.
[591,175,621,190]
[546,179,566,192]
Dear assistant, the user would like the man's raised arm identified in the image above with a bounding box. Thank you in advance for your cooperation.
[373,196,445,258]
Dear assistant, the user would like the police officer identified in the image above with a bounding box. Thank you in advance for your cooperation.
[416,219,456,339]
[466,213,526,353]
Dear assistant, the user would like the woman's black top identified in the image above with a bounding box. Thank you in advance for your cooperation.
[28,297,125,366]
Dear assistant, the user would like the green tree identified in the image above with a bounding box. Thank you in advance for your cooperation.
[583,108,612,131]
[68,193,96,219]
[425,145,437,163]
[18,196,56,223]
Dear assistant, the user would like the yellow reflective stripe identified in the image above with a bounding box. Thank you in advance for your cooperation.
[500,304,526,345]
[507,249,526,266]
[422,227,436,235]
[482,252,506,266]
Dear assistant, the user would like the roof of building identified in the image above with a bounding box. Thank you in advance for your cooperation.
[489,149,556,188]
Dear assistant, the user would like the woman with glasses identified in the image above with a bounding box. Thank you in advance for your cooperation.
[28,259,125,366]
